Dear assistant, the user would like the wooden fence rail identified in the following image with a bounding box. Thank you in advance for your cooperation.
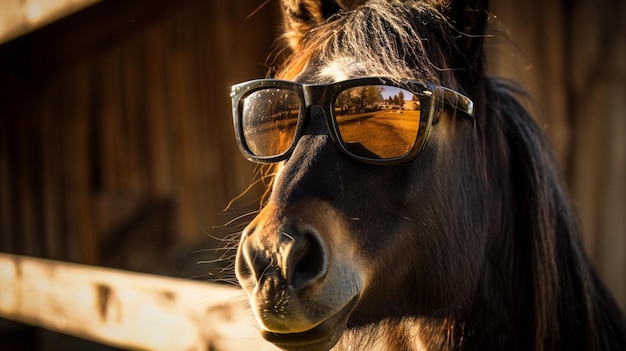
[0,253,273,351]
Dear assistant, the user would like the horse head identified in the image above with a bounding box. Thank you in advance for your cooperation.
[231,1,625,350]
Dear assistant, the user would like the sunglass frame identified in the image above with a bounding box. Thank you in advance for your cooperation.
[230,77,474,165]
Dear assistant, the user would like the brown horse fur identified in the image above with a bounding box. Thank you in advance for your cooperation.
[233,0,626,350]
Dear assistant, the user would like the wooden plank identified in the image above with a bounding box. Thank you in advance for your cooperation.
[0,0,101,44]
[0,253,271,351]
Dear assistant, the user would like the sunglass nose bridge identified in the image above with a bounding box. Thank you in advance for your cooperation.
[297,105,338,144]
[301,83,333,110]
[299,85,339,140]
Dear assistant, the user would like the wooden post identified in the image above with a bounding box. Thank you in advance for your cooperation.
[0,253,273,351]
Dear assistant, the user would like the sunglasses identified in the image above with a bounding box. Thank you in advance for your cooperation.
[230,77,474,165]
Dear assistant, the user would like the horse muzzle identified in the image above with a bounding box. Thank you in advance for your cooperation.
[235,200,365,350]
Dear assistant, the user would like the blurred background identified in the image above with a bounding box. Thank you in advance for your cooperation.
[0,0,624,349]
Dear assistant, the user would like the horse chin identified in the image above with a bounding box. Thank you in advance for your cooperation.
[260,295,358,351]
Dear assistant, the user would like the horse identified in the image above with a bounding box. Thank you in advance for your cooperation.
[229,0,626,350]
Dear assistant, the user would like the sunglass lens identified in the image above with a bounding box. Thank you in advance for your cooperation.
[334,85,421,159]
[241,88,300,157]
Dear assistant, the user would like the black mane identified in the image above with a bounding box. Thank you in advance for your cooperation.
[492,79,626,349]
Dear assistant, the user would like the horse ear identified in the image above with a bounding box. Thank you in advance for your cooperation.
[281,0,344,49]
[437,0,490,82]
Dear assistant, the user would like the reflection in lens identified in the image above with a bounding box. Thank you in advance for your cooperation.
[334,85,421,159]
[241,88,300,157]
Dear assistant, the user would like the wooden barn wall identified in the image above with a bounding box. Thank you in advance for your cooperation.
[0,0,624,307]
[488,0,625,307]
[0,0,281,274]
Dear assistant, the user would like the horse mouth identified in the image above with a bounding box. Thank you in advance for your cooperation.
[260,296,358,350]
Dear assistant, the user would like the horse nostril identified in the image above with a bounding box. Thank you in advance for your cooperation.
[236,246,252,280]
[289,231,328,289]
[236,240,254,283]
[236,224,328,292]
[236,228,269,285]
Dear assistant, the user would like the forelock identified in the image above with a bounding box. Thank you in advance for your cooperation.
[278,0,461,87]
